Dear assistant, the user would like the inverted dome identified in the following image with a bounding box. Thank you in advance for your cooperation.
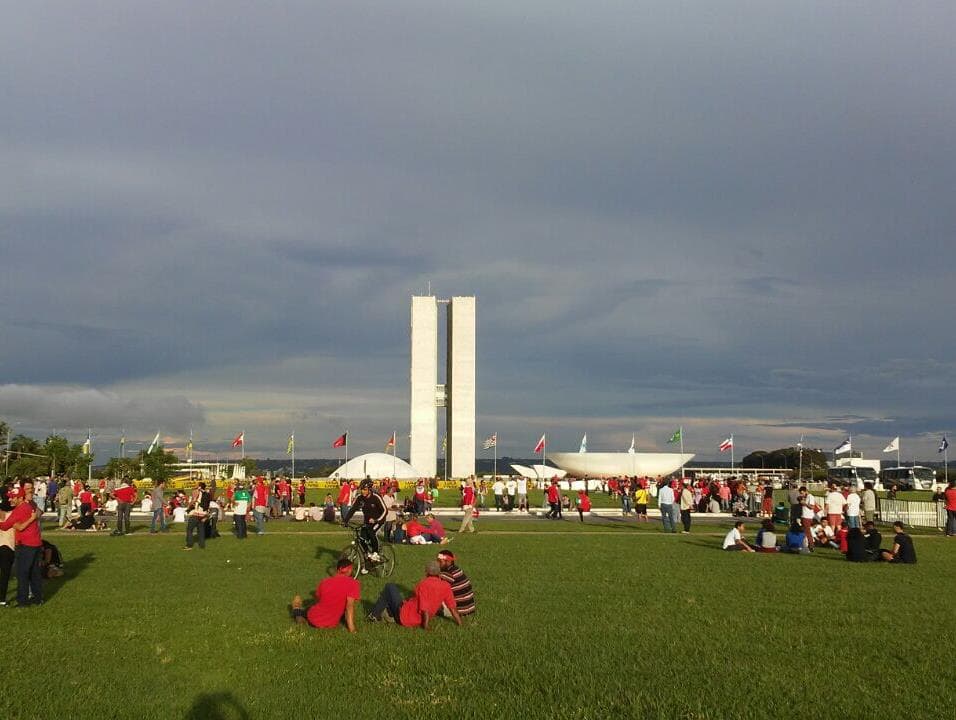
[548,452,694,478]
[330,453,423,480]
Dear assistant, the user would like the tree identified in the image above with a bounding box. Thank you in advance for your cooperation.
[741,446,828,481]
[140,446,179,484]
[240,458,259,478]
[103,456,140,480]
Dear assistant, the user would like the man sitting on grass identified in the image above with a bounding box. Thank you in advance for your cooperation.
[437,550,475,617]
[880,522,917,564]
[291,557,361,632]
[722,521,755,552]
[422,514,449,544]
[367,560,462,629]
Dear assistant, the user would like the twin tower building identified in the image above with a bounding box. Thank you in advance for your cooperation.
[409,295,476,479]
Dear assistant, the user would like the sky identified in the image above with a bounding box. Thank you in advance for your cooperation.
[1,2,954,463]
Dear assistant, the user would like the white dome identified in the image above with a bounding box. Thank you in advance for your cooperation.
[330,453,424,480]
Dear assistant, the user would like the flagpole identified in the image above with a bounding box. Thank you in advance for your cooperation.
[731,435,734,474]
[242,430,245,460]
[493,434,497,481]
[88,428,93,484]
[392,430,396,479]
[679,426,684,479]
[345,429,349,466]
[292,433,296,481]
[543,433,547,482]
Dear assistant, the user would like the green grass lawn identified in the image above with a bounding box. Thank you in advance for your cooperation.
[2,518,954,720]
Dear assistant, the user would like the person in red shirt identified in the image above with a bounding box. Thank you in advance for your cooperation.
[252,477,270,535]
[404,515,427,544]
[291,558,361,632]
[336,480,352,521]
[79,485,94,515]
[276,478,291,515]
[367,560,462,629]
[458,479,476,534]
[942,480,956,537]
[0,481,44,606]
[297,479,306,506]
[576,490,591,523]
[112,479,137,536]
[546,480,561,519]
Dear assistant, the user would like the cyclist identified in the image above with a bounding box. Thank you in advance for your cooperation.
[342,479,388,562]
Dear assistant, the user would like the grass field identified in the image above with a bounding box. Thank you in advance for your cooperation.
[2,517,954,720]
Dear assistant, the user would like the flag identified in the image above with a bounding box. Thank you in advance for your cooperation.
[882,437,899,453]
[441,434,447,452]
[147,431,161,454]
[533,434,546,453]
[384,432,395,451]
[940,436,949,453]
[797,435,804,450]
[628,434,635,454]
[232,432,244,448]
[119,435,126,449]
[332,432,347,449]
[483,433,497,450]
[579,434,587,453]
[186,438,193,453]
[667,428,681,444]
[719,436,734,452]
[81,435,91,454]
[834,437,852,455]
[287,434,295,454]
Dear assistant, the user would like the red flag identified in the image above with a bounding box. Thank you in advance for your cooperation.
[385,432,395,449]
[332,432,347,449]
[718,437,733,452]
[533,434,546,453]
[232,432,244,448]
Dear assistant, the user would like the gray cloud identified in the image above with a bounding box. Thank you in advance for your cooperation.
[0,2,954,460]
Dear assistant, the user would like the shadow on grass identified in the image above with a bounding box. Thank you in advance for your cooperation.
[185,691,250,720]
[44,551,96,602]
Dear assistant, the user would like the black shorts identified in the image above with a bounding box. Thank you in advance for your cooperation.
[636,504,647,514]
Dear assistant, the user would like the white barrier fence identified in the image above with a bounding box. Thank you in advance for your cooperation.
[877,499,945,528]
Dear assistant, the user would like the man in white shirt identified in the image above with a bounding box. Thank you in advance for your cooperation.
[34,480,48,514]
[800,487,818,550]
[491,479,505,512]
[824,485,847,528]
[504,478,517,512]
[516,477,529,512]
[845,489,861,529]
[658,482,676,533]
[722,521,755,551]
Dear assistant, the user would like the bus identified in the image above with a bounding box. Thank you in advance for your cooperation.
[827,465,879,489]
[880,466,937,491]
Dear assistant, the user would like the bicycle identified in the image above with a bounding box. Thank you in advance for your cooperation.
[340,524,395,578]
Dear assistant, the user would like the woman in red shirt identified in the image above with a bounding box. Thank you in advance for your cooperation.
[576,490,591,523]
[0,482,44,606]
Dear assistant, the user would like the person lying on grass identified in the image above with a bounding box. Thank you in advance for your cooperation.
[291,557,361,632]
[366,560,462,629]
[722,521,756,552]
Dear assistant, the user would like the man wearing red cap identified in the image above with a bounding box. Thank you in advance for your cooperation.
[0,481,44,606]
[291,557,361,632]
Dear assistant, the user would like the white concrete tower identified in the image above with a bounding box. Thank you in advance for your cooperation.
[446,296,476,478]
[409,296,438,477]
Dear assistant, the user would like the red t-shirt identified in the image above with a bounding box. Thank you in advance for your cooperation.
[945,487,956,512]
[0,501,42,547]
[462,487,475,506]
[336,484,352,504]
[578,494,591,511]
[306,574,361,628]
[836,527,849,553]
[253,484,269,506]
[399,576,457,628]
[277,480,290,497]
[114,485,136,503]
[405,519,424,537]
[79,491,93,506]
[546,485,559,503]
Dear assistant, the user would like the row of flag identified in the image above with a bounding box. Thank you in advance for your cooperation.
[835,435,950,455]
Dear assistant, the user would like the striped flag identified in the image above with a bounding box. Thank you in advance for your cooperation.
[533,434,546,453]
[385,432,395,451]
[232,432,245,448]
[287,434,295,454]
[147,431,161,454]
[483,433,497,450]
[332,433,347,449]
[719,436,733,452]
[834,437,852,455]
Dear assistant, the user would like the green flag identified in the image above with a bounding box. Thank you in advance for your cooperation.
[667,428,682,444]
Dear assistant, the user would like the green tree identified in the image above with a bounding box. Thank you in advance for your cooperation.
[140,446,179,484]
[103,456,140,480]
[741,446,828,481]
[240,458,259,477]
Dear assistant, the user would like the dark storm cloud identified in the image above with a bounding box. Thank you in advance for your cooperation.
[0,2,954,457]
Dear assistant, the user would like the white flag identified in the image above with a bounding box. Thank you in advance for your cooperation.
[627,434,635,454]
[834,437,852,455]
[147,431,161,454]
[882,437,899,453]
[579,434,587,453]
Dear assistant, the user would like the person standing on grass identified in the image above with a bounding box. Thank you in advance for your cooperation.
[366,560,462,629]
[504,476,517,512]
[942,480,956,537]
[56,479,73,528]
[799,487,818,551]
[658,481,676,533]
[634,484,649,522]
[824,484,846,530]
[546,480,561,520]
[297,478,306,507]
[0,482,44,606]
[880,522,917,564]
[492,477,505,512]
[336,479,352,521]
[253,477,270,535]
[845,487,861,529]
[679,483,694,534]
[437,550,475,617]
[576,490,591,522]
[458,480,477,534]
[516,476,529,512]
[722,521,755,552]
[149,480,168,534]
[861,482,877,524]
[184,482,210,550]
[113,478,137,536]
[233,482,251,539]
[291,557,361,632]
[0,493,16,606]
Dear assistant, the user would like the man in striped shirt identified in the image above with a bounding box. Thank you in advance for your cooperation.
[437,550,475,616]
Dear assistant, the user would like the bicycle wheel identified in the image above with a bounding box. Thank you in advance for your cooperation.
[371,543,396,578]
[341,543,364,578]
